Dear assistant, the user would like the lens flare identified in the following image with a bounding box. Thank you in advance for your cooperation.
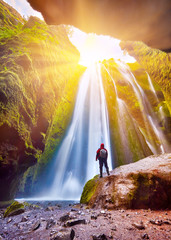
[69,27,136,67]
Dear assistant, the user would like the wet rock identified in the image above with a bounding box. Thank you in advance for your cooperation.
[21,216,28,222]
[69,212,77,219]
[100,210,105,214]
[46,206,54,211]
[91,215,98,220]
[92,234,108,240]
[60,214,70,222]
[127,226,134,231]
[111,226,117,231]
[150,219,171,226]
[50,230,58,236]
[132,221,145,230]
[50,228,75,240]
[65,219,86,227]
[71,208,78,212]
[32,220,41,231]
[141,233,149,239]
[46,218,56,229]
[18,223,24,230]
[163,220,171,225]
[18,236,26,240]
[149,219,163,226]
[3,201,25,218]
[7,218,12,223]
[56,204,62,208]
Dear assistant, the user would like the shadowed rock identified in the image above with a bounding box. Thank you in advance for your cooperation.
[50,228,75,240]
[27,0,171,51]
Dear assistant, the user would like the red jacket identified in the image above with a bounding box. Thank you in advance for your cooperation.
[96,143,108,160]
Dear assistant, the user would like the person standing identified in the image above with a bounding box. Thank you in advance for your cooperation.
[96,143,110,178]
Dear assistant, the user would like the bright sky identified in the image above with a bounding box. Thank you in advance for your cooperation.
[4,0,135,66]
[69,27,136,66]
[4,0,43,19]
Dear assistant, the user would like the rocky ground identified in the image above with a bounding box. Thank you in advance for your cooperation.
[0,202,170,240]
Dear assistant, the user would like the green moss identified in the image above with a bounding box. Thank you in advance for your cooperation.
[120,41,171,115]
[127,172,155,206]
[101,60,154,166]
[80,175,99,204]
[3,201,24,218]
[0,3,81,200]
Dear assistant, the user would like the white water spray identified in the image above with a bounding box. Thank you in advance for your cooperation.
[39,63,112,200]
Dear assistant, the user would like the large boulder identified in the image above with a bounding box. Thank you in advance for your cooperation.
[80,153,171,209]
[27,0,171,51]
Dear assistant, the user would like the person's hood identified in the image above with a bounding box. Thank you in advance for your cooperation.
[100,143,104,149]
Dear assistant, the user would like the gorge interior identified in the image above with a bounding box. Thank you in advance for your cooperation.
[21,29,171,201]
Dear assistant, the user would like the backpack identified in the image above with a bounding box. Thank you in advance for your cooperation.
[100,149,107,158]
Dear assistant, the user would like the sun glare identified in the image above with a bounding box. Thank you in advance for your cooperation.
[69,27,136,67]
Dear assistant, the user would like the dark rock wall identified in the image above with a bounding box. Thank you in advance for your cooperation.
[27,0,171,51]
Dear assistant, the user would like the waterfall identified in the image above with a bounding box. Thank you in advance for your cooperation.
[39,63,112,200]
[107,60,171,155]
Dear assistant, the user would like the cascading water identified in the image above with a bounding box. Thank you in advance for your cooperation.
[39,63,112,200]
[103,60,171,156]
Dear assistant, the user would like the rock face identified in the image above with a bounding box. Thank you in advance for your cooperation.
[120,41,171,115]
[27,0,171,51]
[0,1,82,203]
[80,154,171,209]
[102,58,171,167]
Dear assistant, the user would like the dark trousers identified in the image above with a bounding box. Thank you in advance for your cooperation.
[99,157,109,177]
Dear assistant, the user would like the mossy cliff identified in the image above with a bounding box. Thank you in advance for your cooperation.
[80,153,171,210]
[0,0,83,202]
[101,58,171,167]
[120,41,171,115]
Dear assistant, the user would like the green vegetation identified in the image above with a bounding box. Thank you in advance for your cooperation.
[101,58,170,167]
[3,201,24,218]
[0,0,82,201]
[120,41,171,115]
[80,175,99,204]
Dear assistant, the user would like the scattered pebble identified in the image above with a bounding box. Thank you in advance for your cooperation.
[92,233,108,240]
[50,228,75,240]
[64,218,86,227]
[141,233,149,239]
[32,220,41,231]
[132,221,145,230]
[46,218,56,230]
[7,218,12,223]
[91,215,98,220]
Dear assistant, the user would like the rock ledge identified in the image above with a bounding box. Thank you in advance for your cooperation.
[81,154,171,209]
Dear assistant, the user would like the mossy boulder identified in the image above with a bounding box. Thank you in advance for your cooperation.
[3,201,25,218]
[80,175,99,204]
[80,153,171,210]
